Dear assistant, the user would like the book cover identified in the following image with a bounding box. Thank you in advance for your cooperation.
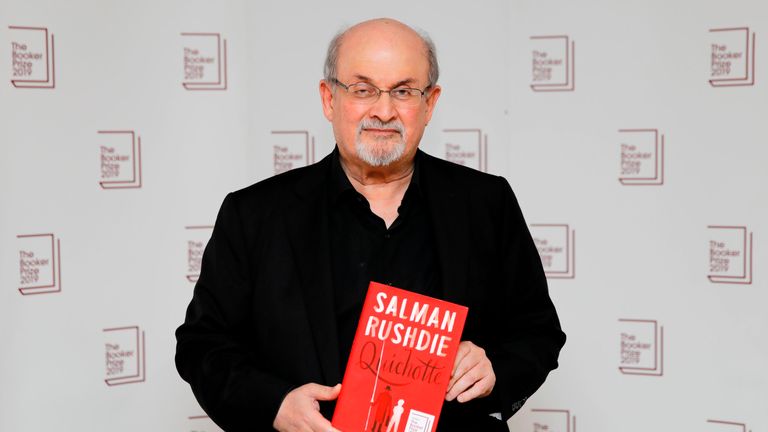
[332,281,468,432]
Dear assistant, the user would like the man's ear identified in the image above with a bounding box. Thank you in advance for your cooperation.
[319,79,335,122]
[424,84,442,124]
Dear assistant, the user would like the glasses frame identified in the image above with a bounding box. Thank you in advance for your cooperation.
[331,78,431,106]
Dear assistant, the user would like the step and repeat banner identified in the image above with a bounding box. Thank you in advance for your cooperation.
[1,0,765,431]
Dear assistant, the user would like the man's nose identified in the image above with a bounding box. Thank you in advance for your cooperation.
[367,92,398,123]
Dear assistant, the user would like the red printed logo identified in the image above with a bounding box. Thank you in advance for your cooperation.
[98,130,143,189]
[708,225,753,285]
[707,420,752,432]
[530,35,575,92]
[17,233,62,295]
[181,32,228,91]
[186,225,213,283]
[272,130,316,175]
[528,408,577,432]
[187,415,224,432]
[103,326,146,386]
[709,27,756,87]
[530,224,576,279]
[618,129,665,186]
[9,26,55,89]
[618,319,664,377]
[442,128,488,172]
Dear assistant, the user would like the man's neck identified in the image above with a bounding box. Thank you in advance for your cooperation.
[339,153,414,228]
[339,153,415,198]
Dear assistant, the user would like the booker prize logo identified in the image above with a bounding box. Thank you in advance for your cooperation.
[527,408,577,432]
[530,224,575,279]
[271,130,316,175]
[9,25,55,89]
[98,130,143,189]
[187,415,224,432]
[530,35,575,92]
[103,326,146,386]
[706,420,752,432]
[17,233,62,295]
[618,319,664,377]
[442,128,488,172]
[708,225,753,284]
[618,129,665,186]
[181,32,228,91]
[709,27,756,87]
[186,225,213,283]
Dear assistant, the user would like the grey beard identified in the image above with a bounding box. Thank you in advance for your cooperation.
[355,119,407,167]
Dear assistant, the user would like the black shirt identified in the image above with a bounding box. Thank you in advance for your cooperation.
[328,148,441,374]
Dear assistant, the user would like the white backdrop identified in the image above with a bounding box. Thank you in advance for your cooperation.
[1,0,766,431]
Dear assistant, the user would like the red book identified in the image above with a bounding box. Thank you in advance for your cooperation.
[332,281,468,432]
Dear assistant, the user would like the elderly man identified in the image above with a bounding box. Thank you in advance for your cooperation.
[176,18,565,432]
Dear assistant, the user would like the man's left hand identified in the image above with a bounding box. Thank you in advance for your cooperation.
[445,341,496,403]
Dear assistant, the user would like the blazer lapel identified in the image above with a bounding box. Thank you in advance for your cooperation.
[283,157,341,386]
[419,151,472,307]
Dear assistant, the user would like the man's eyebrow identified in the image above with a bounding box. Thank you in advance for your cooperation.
[352,75,419,88]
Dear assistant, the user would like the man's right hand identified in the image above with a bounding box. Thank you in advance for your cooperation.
[273,383,342,432]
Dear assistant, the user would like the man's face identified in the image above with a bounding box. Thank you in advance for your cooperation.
[320,21,441,168]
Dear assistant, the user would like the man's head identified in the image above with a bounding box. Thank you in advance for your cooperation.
[320,18,441,169]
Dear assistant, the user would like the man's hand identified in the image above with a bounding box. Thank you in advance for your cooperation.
[273,383,342,432]
[445,341,496,403]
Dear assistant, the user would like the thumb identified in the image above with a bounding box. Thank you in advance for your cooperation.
[314,383,342,401]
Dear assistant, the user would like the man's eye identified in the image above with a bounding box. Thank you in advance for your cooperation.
[391,88,412,98]
[351,87,375,97]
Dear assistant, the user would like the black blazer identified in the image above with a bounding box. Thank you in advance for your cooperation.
[175,150,565,431]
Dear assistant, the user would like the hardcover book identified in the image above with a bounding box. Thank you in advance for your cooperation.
[332,281,468,432]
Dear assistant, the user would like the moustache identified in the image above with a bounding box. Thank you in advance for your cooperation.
[357,118,405,135]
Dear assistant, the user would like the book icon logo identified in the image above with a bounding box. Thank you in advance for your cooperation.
[17,233,62,295]
[98,130,143,189]
[530,35,575,92]
[404,408,434,432]
[707,419,751,432]
[708,226,753,285]
[618,129,665,186]
[186,225,213,283]
[103,326,146,386]
[530,224,576,279]
[9,26,55,89]
[272,130,316,174]
[618,319,664,377]
[442,128,488,173]
[181,32,228,91]
[187,415,224,432]
[529,408,577,432]
[709,27,756,87]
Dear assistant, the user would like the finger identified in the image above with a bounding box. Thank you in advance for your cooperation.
[446,365,482,401]
[313,383,342,401]
[456,373,495,403]
[450,342,472,378]
[447,352,482,394]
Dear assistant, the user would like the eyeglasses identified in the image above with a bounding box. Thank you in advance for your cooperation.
[331,78,430,107]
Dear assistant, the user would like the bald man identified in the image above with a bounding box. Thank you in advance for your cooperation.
[176,18,565,432]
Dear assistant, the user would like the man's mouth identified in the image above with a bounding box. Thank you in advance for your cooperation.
[363,128,400,135]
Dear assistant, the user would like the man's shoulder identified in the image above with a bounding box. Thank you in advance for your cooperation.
[227,154,331,211]
[419,150,507,193]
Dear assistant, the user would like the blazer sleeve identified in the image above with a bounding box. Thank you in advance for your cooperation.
[175,193,294,431]
[490,176,566,420]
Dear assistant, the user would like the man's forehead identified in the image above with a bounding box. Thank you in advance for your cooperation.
[335,21,429,84]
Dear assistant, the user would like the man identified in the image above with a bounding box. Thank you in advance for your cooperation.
[176,18,565,432]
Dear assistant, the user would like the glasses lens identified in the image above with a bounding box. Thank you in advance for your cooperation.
[347,83,378,100]
[344,82,424,107]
